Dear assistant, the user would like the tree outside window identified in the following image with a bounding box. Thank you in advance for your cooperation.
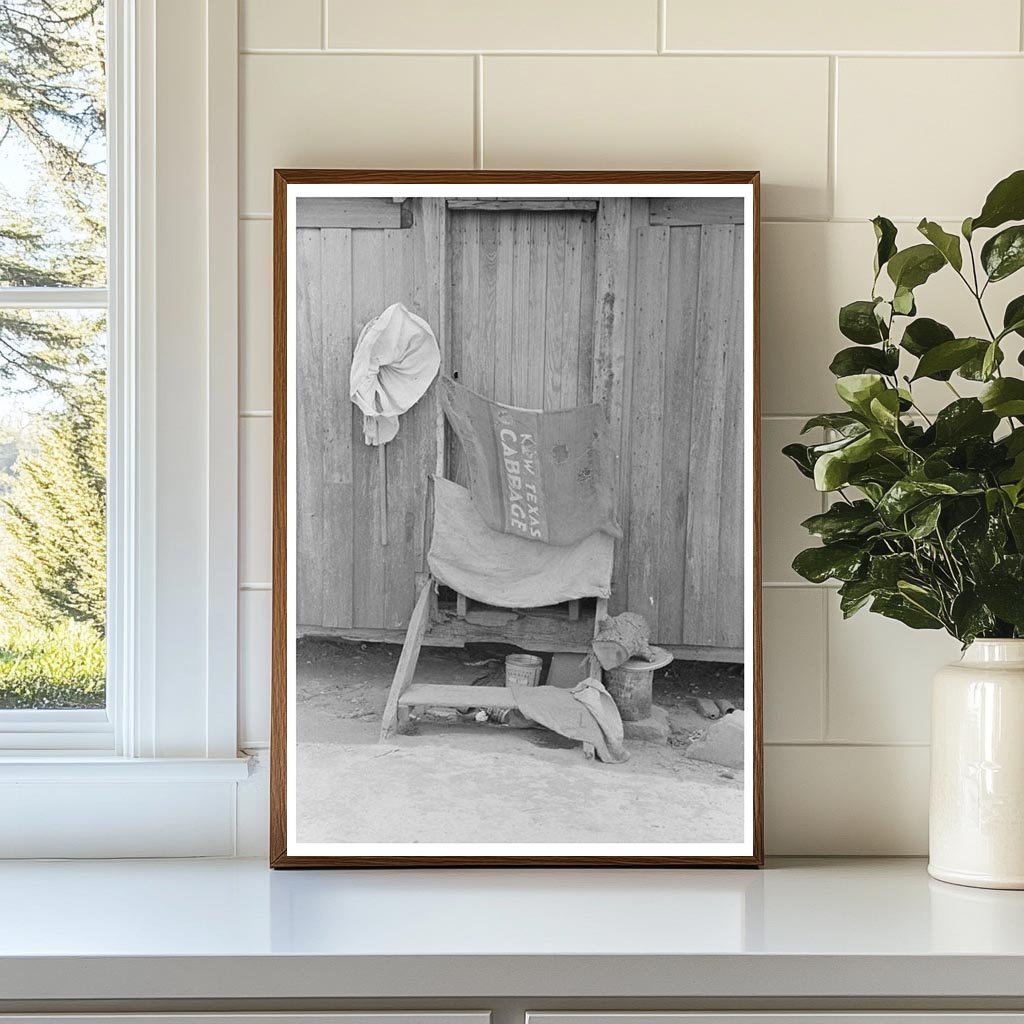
[0,0,106,708]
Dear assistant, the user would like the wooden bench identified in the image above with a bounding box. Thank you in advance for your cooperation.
[379,576,607,742]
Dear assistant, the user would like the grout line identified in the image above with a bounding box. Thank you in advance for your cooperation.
[240,47,659,56]
[766,740,931,748]
[237,46,1024,57]
[240,213,271,221]
[761,585,839,593]
[321,0,328,49]
[240,582,272,591]
[474,55,484,169]
[819,587,830,743]
[240,410,272,418]
[827,56,838,220]
[657,0,666,53]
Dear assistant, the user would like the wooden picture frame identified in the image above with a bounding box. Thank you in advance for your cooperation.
[271,170,763,867]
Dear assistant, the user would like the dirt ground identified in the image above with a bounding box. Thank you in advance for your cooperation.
[296,637,746,846]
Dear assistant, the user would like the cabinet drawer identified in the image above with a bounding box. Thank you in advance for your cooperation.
[528,1016,1024,1024]
[0,1016,489,1024]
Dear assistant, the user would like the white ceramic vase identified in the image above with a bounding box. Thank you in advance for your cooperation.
[929,639,1024,889]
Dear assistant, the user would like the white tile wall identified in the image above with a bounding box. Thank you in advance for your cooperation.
[236,0,1024,853]
[483,56,831,219]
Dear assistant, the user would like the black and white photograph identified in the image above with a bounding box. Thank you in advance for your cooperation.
[272,172,762,866]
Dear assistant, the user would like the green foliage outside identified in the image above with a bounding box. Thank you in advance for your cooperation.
[0,1,107,707]
[0,620,104,708]
[786,170,1024,645]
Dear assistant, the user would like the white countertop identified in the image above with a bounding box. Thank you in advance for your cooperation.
[1,857,1024,1002]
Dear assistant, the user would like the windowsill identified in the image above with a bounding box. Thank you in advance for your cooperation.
[0,858,1022,1004]
[0,754,252,781]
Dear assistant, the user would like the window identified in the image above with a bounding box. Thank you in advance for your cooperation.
[0,0,245,861]
[0,0,110,746]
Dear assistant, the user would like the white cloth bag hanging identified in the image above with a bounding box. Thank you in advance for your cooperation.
[349,302,441,445]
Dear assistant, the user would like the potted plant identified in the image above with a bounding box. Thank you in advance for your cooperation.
[785,169,1024,889]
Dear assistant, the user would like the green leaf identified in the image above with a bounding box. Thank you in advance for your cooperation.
[868,389,902,430]
[838,578,883,617]
[960,345,1004,381]
[782,442,815,479]
[971,169,1024,232]
[933,399,999,444]
[962,216,974,241]
[868,552,915,587]
[1003,295,1024,339]
[981,225,1024,282]
[892,286,916,316]
[900,317,955,359]
[976,578,1024,629]
[908,500,942,539]
[814,450,851,491]
[800,412,865,435]
[982,341,1001,381]
[911,338,988,381]
[829,345,899,378]
[950,592,996,644]
[871,594,943,630]
[887,243,946,291]
[800,501,879,543]
[917,219,963,272]
[980,378,1024,418]
[792,542,866,584]
[877,479,958,523]
[872,216,898,277]
[835,373,887,413]
[839,299,887,345]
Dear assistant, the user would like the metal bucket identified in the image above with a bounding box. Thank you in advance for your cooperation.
[505,653,543,688]
[604,663,654,721]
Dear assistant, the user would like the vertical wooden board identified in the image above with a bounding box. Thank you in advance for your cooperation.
[716,225,746,648]
[350,229,386,628]
[510,215,533,407]
[445,212,467,484]
[458,213,482,393]
[543,215,568,410]
[295,228,323,627]
[593,199,647,613]
[526,214,548,408]
[447,210,464,378]
[657,226,702,644]
[382,226,416,629]
[492,213,515,405]
[478,212,500,388]
[625,226,669,623]
[558,215,584,410]
[682,224,737,647]
[576,215,597,408]
[319,228,355,629]
[411,197,445,571]
[591,198,632,444]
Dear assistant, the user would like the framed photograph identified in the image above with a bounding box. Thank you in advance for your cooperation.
[270,171,762,867]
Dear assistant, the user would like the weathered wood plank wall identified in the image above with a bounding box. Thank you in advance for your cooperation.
[445,209,598,482]
[295,198,443,632]
[297,197,745,656]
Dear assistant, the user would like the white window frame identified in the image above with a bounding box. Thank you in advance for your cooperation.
[0,0,248,857]
[0,0,121,753]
